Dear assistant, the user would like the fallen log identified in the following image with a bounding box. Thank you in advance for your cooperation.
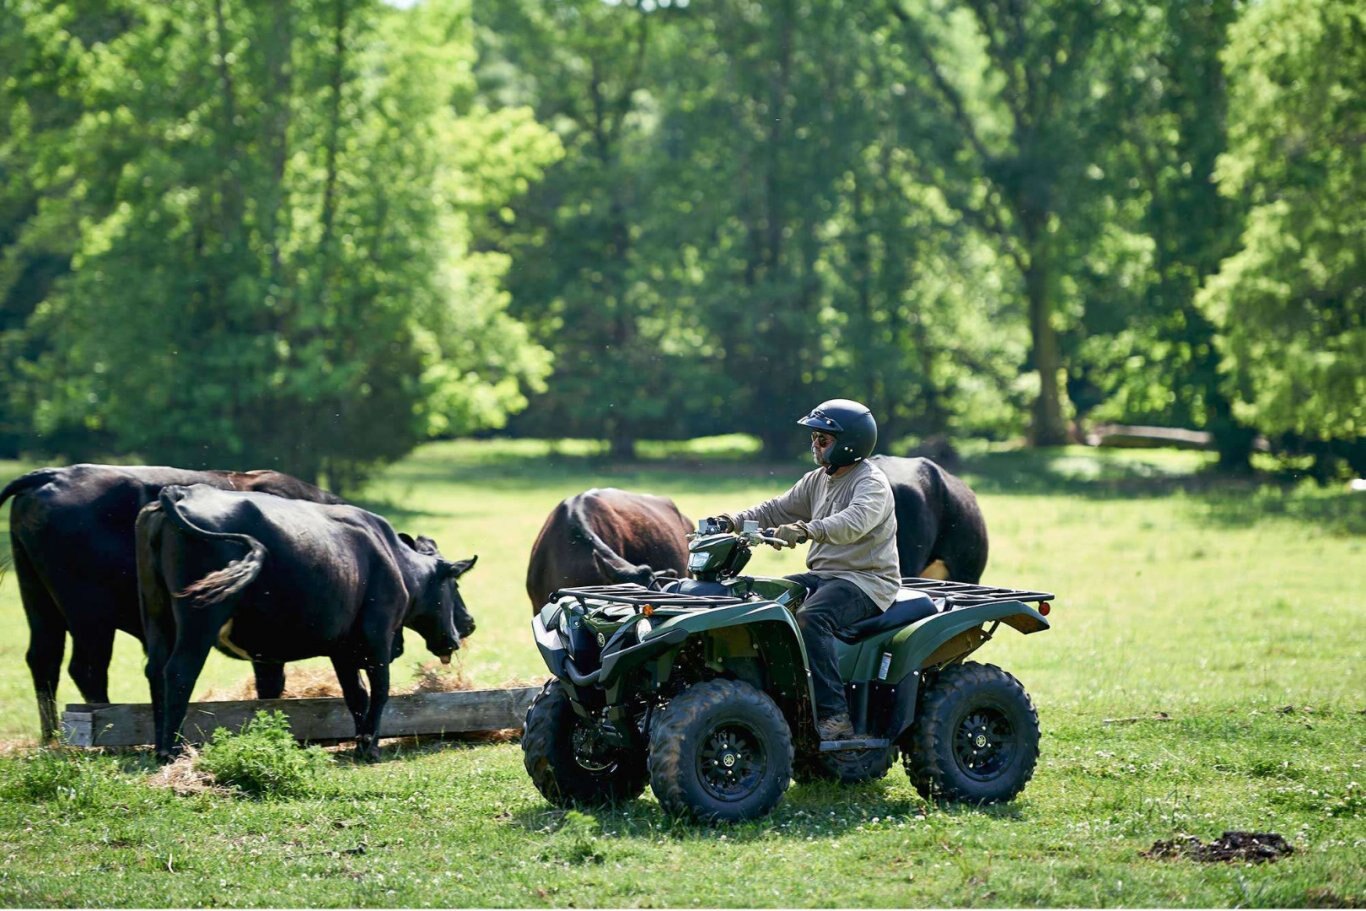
[61,686,540,748]
[1086,423,1213,450]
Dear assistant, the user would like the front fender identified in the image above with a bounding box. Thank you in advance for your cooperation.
[599,601,815,708]
[532,606,567,680]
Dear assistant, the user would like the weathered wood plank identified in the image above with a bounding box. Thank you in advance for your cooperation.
[61,687,540,748]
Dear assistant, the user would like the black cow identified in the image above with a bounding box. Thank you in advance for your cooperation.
[0,464,345,740]
[136,484,477,762]
[525,488,693,610]
[869,455,989,582]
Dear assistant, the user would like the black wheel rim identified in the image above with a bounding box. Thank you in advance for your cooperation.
[696,722,766,802]
[952,706,1015,781]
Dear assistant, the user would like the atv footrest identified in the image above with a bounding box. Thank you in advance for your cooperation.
[818,737,891,752]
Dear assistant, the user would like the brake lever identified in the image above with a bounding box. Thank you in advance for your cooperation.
[753,529,796,549]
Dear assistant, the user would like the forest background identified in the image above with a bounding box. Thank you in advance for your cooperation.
[0,0,1361,491]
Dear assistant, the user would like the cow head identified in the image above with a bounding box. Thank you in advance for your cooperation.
[401,533,478,661]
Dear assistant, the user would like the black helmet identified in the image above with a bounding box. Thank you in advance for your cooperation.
[798,399,877,471]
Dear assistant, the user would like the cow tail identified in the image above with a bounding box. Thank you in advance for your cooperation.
[158,487,267,607]
[568,494,655,585]
[0,468,63,511]
[0,469,64,584]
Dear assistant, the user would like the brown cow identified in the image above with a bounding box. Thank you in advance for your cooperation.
[525,488,693,610]
[0,464,344,740]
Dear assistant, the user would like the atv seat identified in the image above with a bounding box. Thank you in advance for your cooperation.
[835,589,939,643]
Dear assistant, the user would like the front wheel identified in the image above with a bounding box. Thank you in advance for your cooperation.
[648,679,793,823]
[522,680,647,807]
[903,662,1039,804]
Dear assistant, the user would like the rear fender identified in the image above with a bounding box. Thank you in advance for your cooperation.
[880,601,1049,742]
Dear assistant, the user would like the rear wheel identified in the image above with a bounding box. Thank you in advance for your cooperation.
[903,662,1039,804]
[522,680,647,807]
[648,679,793,823]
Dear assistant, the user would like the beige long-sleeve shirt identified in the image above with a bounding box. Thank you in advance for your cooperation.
[733,459,901,609]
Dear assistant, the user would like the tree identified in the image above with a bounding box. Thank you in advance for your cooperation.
[1197,0,1364,476]
[474,0,682,460]
[886,0,1128,445]
[10,0,558,490]
[0,0,134,457]
[1067,0,1259,470]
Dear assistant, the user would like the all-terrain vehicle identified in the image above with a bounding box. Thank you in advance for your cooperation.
[523,519,1054,823]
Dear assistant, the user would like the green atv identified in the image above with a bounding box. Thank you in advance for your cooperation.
[523,519,1054,823]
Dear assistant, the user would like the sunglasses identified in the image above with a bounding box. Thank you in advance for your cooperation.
[810,432,835,447]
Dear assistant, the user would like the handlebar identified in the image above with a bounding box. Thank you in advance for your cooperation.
[687,527,797,549]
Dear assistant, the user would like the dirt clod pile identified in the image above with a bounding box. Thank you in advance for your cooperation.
[1143,831,1294,864]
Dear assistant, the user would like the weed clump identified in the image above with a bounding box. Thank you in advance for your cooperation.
[0,746,108,806]
[196,710,331,798]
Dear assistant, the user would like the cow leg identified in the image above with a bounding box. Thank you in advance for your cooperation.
[67,624,116,707]
[251,661,286,699]
[136,509,175,761]
[329,656,372,761]
[359,664,391,764]
[140,599,176,761]
[15,543,66,742]
[157,613,221,763]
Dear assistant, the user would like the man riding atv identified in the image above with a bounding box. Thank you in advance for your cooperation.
[706,398,900,743]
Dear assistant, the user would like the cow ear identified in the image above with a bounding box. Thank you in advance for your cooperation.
[398,532,417,550]
[442,555,478,579]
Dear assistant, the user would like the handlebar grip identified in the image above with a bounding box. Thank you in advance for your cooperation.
[759,528,802,548]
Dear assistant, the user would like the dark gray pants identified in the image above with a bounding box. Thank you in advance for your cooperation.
[786,573,881,722]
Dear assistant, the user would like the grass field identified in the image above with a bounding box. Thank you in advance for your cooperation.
[0,439,1362,907]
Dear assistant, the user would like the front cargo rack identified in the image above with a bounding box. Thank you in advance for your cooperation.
[900,577,1054,607]
[550,584,747,610]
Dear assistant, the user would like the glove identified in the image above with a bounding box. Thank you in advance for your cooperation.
[773,523,809,546]
[701,515,735,534]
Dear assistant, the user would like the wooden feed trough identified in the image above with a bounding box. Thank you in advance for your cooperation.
[60,686,541,748]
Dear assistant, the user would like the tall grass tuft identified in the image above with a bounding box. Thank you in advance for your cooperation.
[0,745,109,807]
[195,710,331,798]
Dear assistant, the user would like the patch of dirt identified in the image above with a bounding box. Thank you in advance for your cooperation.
[1143,831,1294,864]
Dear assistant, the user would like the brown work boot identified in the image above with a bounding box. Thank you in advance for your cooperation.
[817,712,855,741]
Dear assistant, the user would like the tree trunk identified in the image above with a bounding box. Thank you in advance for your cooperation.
[1023,224,1068,446]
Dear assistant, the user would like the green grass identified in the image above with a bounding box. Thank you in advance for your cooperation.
[0,440,1362,907]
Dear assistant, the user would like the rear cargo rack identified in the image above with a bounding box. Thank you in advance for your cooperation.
[900,577,1054,606]
[550,584,746,610]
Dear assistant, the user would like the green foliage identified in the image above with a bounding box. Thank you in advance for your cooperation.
[1,0,556,487]
[195,710,331,799]
[1198,0,1365,449]
[0,745,109,807]
[3,1,1363,475]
